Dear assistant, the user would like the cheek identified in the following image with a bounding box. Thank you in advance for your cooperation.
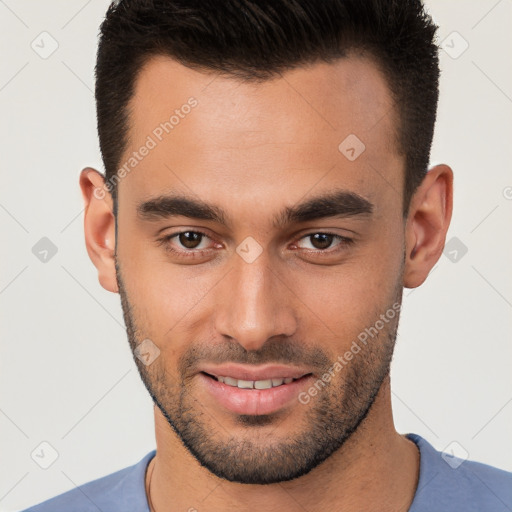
[118,236,222,347]
[289,237,403,344]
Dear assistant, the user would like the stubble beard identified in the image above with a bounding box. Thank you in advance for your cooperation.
[116,259,402,484]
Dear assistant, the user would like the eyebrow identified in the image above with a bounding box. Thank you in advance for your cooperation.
[138,195,227,224]
[137,189,373,227]
[275,190,373,227]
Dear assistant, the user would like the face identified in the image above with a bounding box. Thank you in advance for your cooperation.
[113,55,408,484]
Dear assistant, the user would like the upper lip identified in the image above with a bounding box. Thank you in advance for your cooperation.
[200,363,312,381]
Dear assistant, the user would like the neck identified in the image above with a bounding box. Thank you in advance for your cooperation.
[146,376,419,512]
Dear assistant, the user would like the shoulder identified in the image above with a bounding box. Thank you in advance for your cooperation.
[407,434,512,512]
[22,450,156,512]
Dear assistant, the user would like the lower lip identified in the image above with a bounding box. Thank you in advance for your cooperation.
[198,372,314,416]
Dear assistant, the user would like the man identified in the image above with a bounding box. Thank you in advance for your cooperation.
[24,0,512,511]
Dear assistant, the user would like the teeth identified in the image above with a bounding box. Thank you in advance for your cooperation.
[214,375,297,389]
[254,379,273,390]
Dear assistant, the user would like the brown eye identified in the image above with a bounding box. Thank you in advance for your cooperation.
[309,233,334,249]
[294,232,353,253]
[178,231,203,249]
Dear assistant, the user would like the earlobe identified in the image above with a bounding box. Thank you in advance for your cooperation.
[403,164,453,289]
[79,167,119,293]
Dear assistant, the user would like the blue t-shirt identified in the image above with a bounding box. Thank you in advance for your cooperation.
[22,434,512,511]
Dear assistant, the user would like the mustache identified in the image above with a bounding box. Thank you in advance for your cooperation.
[178,337,332,378]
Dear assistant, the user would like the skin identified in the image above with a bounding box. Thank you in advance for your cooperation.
[80,54,453,511]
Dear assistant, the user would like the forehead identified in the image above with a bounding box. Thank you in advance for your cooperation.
[120,54,402,216]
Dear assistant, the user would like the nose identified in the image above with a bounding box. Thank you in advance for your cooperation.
[213,250,298,352]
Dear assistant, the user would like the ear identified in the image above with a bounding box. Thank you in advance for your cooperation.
[403,164,453,288]
[79,168,118,293]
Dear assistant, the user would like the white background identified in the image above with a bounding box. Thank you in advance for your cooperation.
[1,1,511,510]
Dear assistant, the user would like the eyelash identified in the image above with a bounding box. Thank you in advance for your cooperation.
[157,230,213,259]
[293,232,354,253]
[157,230,354,259]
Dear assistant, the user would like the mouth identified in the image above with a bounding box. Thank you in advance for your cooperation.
[198,367,315,416]
[201,372,309,390]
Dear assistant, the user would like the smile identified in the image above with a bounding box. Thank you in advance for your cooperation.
[203,373,303,389]
[199,370,314,415]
